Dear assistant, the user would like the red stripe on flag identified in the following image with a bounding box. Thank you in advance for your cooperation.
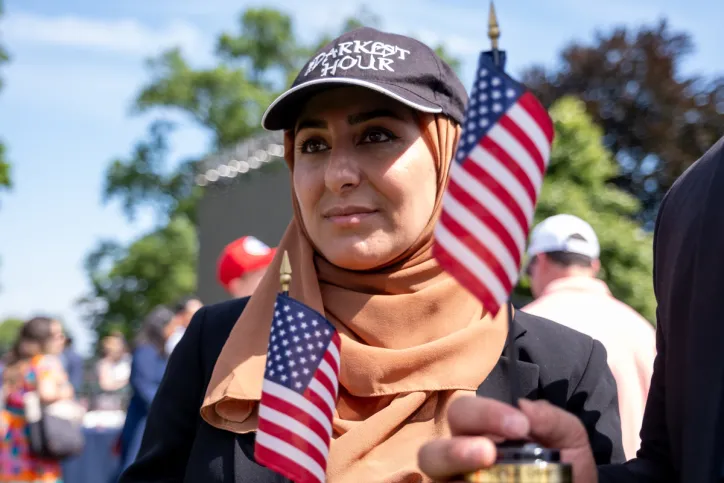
[322,346,340,376]
[432,241,502,315]
[262,393,330,443]
[498,115,546,176]
[444,178,522,266]
[331,332,341,349]
[256,418,327,470]
[302,381,335,423]
[438,211,514,294]
[478,136,538,209]
[459,155,530,238]
[255,440,322,483]
[314,366,337,402]
[518,92,554,143]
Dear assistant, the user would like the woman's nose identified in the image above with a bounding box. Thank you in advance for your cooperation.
[324,148,362,194]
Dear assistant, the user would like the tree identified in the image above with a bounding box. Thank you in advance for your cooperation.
[82,7,462,338]
[103,120,201,223]
[0,318,23,355]
[522,20,724,227]
[78,216,197,339]
[515,96,655,323]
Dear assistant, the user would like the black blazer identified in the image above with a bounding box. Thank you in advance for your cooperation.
[120,298,624,482]
[599,137,724,483]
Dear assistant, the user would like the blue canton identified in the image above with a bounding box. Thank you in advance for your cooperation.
[264,294,335,395]
[455,53,525,164]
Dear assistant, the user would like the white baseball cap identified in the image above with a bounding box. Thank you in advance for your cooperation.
[527,214,600,260]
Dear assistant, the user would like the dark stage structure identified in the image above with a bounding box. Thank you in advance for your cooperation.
[194,131,292,305]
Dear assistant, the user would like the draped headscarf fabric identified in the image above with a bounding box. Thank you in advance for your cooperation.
[201,114,509,482]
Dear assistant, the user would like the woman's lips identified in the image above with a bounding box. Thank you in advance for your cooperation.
[324,210,379,226]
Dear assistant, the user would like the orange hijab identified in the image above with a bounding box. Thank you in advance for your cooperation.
[201,114,508,482]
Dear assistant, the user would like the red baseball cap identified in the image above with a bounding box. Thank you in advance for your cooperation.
[217,236,276,289]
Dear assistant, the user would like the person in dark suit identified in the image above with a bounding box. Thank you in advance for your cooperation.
[417,136,724,483]
[60,336,85,395]
[120,27,624,483]
[117,306,175,475]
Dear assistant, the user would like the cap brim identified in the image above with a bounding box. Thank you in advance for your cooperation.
[261,78,443,131]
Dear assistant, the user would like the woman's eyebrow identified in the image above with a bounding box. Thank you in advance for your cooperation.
[295,108,403,134]
[347,109,403,125]
[295,118,326,134]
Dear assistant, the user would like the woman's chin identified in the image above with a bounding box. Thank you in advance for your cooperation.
[321,244,400,272]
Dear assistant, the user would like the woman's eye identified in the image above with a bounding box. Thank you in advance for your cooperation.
[361,129,395,144]
[301,138,328,154]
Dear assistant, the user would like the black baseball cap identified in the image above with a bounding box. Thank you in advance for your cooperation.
[261,27,469,131]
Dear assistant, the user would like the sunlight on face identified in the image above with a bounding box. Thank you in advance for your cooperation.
[47,320,66,356]
[292,87,438,270]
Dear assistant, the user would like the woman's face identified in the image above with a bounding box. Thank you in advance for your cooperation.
[293,87,438,270]
[46,320,66,355]
[103,336,125,360]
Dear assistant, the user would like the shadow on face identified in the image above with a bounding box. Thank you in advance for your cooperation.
[292,86,438,271]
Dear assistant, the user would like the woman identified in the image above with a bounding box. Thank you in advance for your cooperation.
[0,317,74,483]
[94,334,131,410]
[117,306,175,474]
[121,28,624,483]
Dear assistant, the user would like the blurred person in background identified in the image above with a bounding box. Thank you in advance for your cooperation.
[117,306,175,475]
[1,317,74,482]
[164,296,203,355]
[95,333,131,410]
[216,236,276,298]
[522,214,656,459]
[60,335,85,396]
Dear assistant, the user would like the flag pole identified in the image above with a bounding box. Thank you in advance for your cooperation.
[488,1,521,409]
[280,251,292,296]
[488,1,501,67]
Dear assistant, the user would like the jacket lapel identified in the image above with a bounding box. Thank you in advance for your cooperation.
[477,317,540,401]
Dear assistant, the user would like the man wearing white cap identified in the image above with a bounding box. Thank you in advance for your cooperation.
[523,214,656,461]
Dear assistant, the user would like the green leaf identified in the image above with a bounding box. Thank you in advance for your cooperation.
[0,143,10,189]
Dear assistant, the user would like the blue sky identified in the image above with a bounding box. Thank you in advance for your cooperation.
[0,0,721,355]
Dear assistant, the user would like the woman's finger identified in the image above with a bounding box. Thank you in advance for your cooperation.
[417,436,498,481]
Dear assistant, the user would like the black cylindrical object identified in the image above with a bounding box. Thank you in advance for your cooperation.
[464,442,573,483]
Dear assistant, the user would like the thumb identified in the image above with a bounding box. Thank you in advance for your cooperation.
[518,399,590,450]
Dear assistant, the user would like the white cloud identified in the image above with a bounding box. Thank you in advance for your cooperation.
[3,12,207,58]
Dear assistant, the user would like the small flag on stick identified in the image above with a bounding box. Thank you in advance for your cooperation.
[255,251,341,483]
[432,7,554,316]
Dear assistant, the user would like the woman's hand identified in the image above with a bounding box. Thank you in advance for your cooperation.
[417,397,598,482]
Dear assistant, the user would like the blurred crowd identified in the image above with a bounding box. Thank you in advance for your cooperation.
[0,235,277,481]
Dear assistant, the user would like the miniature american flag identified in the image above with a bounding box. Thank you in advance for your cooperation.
[433,52,554,315]
[254,293,341,483]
